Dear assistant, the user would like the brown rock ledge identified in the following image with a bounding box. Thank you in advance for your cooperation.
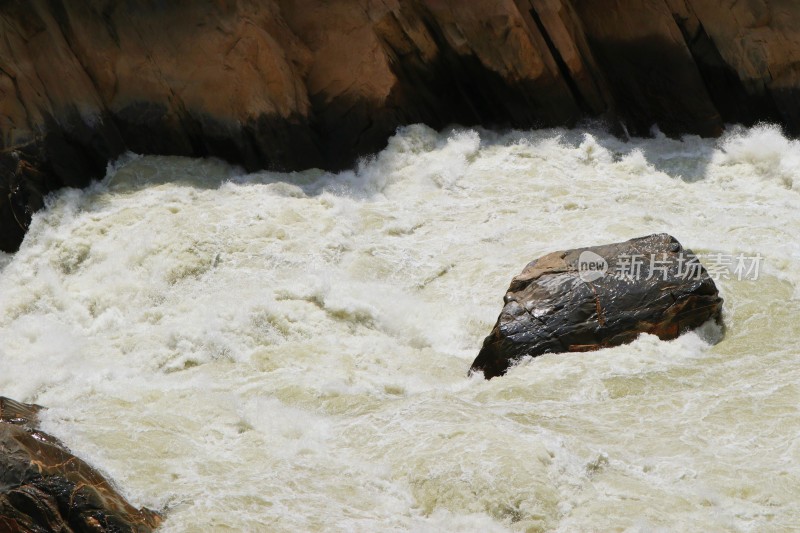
[2,0,800,251]
[0,396,161,532]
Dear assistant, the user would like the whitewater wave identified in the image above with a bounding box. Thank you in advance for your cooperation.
[0,124,798,531]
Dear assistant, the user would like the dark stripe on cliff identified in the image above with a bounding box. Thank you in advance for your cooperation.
[527,5,591,115]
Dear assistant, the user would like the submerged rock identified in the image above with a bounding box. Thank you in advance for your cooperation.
[471,234,723,379]
[0,397,161,532]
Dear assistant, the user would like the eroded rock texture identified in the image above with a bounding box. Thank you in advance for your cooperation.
[471,234,723,379]
[0,397,161,532]
[2,0,800,250]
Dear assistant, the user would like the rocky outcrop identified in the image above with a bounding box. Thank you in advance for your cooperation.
[0,397,161,532]
[2,0,800,251]
[470,234,723,379]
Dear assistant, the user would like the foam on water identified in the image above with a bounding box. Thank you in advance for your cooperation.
[1,124,799,531]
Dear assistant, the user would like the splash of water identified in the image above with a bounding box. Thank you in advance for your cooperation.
[0,124,798,531]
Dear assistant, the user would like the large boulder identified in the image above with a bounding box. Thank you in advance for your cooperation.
[0,397,161,532]
[471,234,723,379]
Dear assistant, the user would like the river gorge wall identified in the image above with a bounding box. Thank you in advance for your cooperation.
[2,0,800,251]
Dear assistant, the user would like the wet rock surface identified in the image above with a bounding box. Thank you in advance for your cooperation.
[471,234,724,379]
[0,397,161,532]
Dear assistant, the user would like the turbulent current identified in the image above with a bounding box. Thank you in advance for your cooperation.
[1,124,799,532]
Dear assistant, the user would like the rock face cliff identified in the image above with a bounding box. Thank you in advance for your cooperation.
[2,0,800,251]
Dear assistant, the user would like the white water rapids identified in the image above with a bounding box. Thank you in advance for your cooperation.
[1,124,799,532]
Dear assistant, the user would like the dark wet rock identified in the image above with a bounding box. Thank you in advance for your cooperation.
[0,397,161,532]
[471,234,723,379]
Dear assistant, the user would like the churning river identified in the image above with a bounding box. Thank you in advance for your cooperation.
[1,124,799,532]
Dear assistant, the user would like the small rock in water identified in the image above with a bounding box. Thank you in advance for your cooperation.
[0,396,161,532]
[471,234,723,379]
